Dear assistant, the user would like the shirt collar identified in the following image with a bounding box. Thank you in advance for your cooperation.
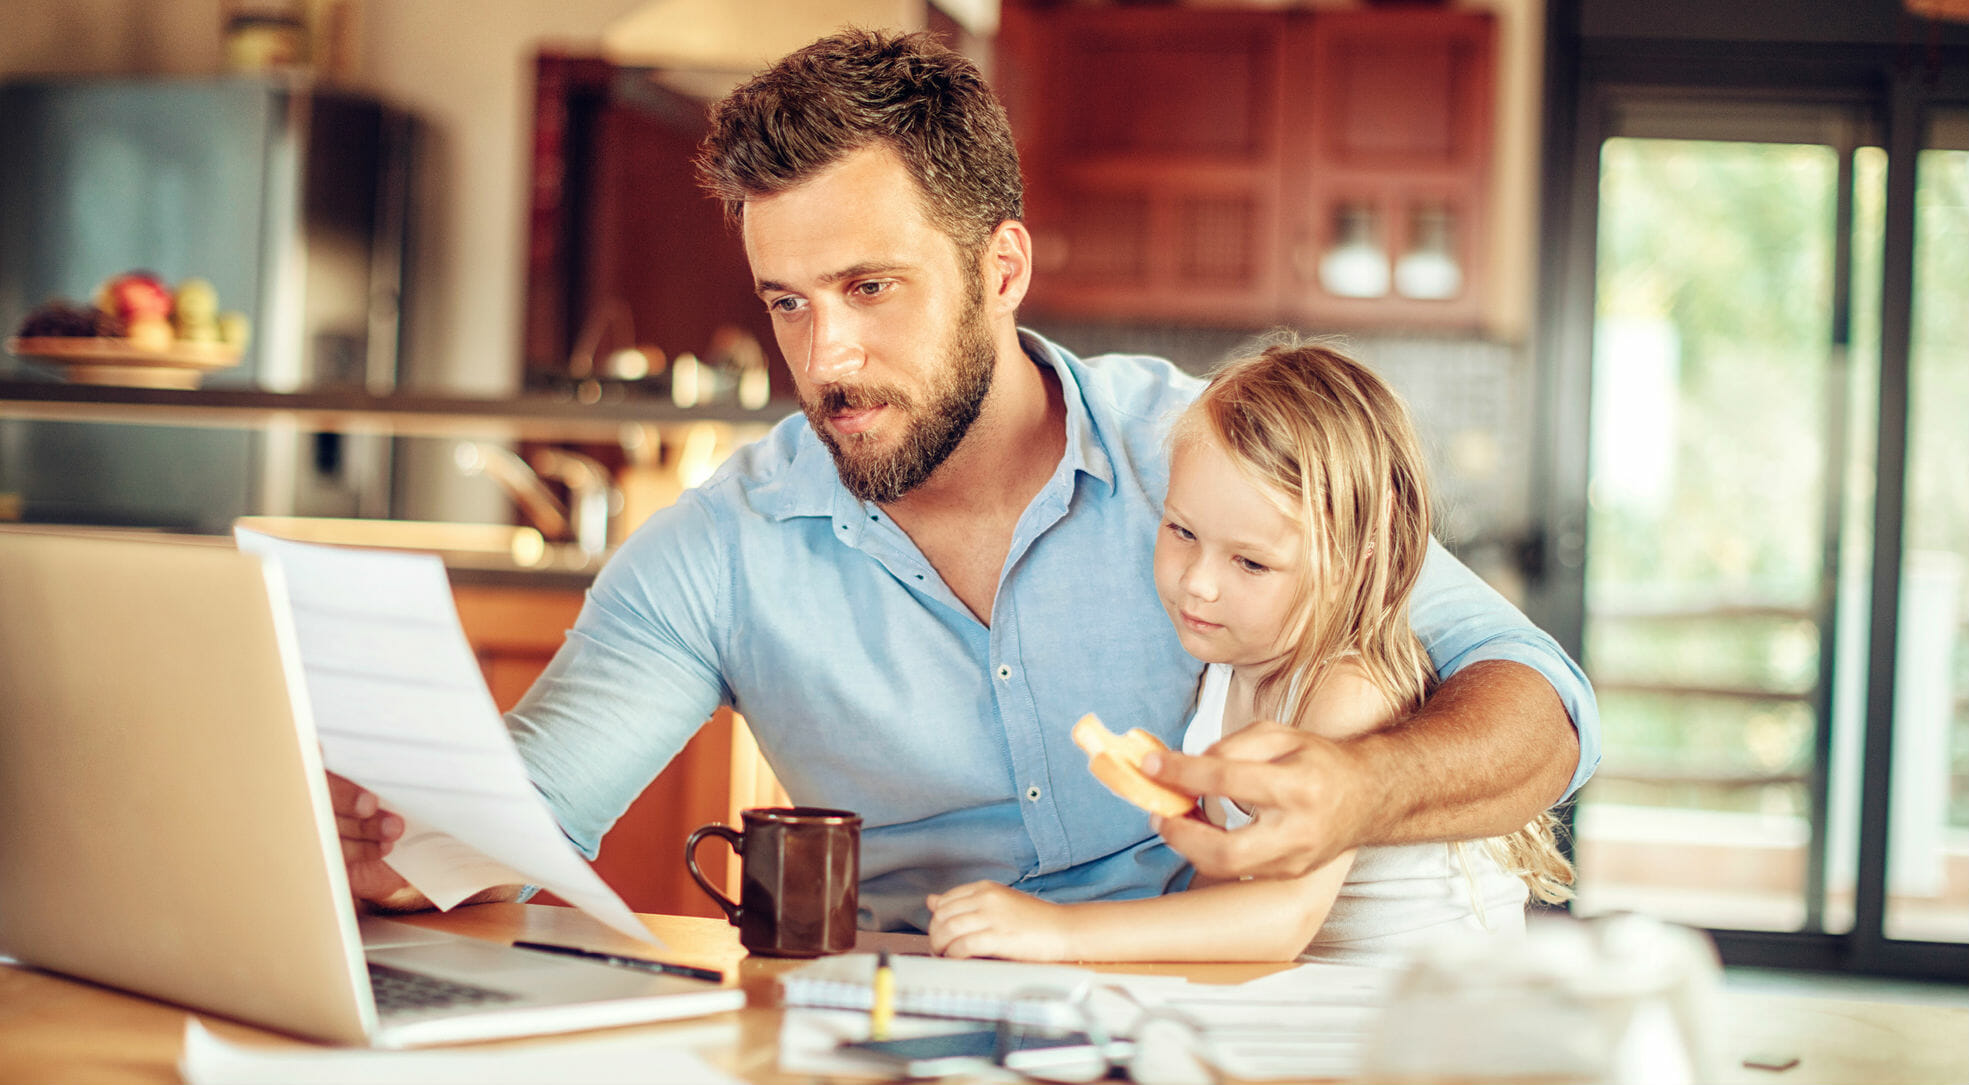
[1024,328,1117,496]
[755,328,1116,522]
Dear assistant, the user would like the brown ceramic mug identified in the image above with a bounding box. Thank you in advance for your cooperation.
[685,806,861,958]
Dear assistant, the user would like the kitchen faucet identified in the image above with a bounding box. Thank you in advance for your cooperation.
[452,441,616,557]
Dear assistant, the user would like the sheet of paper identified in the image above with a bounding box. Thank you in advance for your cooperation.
[1213,960,1402,1002]
[179,1018,743,1085]
[1152,962,1400,1082]
[381,814,531,910]
[235,530,652,944]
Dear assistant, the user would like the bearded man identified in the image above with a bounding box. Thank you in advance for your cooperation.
[334,29,1598,932]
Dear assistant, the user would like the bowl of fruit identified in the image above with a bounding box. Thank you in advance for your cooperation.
[6,271,252,389]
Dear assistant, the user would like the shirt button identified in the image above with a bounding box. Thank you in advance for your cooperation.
[996,664,1012,680]
[1025,785,1042,802]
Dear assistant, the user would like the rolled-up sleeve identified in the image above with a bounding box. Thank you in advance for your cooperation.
[505,491,731,858]
[1410,537,1600,800]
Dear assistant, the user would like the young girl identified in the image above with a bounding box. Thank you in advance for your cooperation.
[926,341,1573,964]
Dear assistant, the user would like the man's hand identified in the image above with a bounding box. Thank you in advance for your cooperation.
[927,881,1079,961]
[327,771,428,912]
[1143,661,1581,882]
[1142,723,1376,881]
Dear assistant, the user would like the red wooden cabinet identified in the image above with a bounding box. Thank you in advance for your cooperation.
[1001,5,1495,331]
[1281,8,1495,329]
[1002,7,1286,326]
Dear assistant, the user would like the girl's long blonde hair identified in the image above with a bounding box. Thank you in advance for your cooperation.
[1183,337,1574,905]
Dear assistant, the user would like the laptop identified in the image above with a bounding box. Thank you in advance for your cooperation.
[0,528,744,1047]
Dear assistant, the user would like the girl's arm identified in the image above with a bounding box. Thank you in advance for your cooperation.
[927,664,1393,963]
[928,850,1354,962]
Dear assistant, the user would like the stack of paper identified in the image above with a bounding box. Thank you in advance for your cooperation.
[1154,963,1400,1081]
[776,954,1399,1082]
[779,952,1104,1024]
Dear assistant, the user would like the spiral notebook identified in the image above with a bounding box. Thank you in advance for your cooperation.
[778,953,1101,1024]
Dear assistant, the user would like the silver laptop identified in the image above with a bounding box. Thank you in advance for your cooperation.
[0,528,743,1047]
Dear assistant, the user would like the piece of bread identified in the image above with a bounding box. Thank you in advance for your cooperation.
[1071,713,1197,817]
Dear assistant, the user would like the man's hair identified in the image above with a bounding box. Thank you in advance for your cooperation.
[696,28,1024,261]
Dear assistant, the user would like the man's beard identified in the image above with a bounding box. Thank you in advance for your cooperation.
[804,287,996,504]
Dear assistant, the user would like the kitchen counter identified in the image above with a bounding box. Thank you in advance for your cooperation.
[0,378,797,441]
[439,547,603,592]
[0,379,787,573]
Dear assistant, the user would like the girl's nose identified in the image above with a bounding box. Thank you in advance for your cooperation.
[1180,559,1217,602]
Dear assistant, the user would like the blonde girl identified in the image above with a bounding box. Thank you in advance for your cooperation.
[926,341,1572,964]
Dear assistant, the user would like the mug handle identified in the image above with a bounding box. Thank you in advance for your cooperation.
[684,823,744,925]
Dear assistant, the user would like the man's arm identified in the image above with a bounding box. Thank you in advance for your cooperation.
[1146,659,1576,880]
[1146,539,1597,881]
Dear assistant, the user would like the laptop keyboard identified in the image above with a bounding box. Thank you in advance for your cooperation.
[367,961,519,1013]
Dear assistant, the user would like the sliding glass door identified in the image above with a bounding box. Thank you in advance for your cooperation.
[1542,76,1968,976]
[1888,107,1969,943]
[1575,127,1862,934]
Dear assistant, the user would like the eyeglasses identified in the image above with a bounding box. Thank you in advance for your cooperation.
[988,985,1218,1084]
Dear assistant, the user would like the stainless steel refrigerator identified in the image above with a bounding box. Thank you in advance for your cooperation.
[0,76,413,532]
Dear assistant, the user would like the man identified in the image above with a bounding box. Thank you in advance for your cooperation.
[337,28,1597,931]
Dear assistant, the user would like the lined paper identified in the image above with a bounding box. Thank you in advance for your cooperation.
[234,530,652,945]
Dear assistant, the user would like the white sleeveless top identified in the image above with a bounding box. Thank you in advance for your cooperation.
[1181,663,1529,966]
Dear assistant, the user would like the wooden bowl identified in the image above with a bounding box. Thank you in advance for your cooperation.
[5,337,244,389]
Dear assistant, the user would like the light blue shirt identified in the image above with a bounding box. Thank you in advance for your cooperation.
[507,330,1599,932]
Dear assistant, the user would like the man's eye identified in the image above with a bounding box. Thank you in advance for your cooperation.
[852,280,890,298]
[765,295,804,314]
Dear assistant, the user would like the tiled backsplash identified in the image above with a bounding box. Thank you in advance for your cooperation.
[1028,319,1536,606]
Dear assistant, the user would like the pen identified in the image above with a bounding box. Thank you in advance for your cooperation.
[511,941,724,983]
[870,949,895,1041]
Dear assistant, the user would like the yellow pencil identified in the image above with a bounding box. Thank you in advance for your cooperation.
[870,950,895,1041]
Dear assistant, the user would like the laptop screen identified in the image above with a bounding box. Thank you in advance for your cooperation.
[0,529,375,1043]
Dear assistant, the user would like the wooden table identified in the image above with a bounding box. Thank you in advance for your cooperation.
[2,904,1963,1084]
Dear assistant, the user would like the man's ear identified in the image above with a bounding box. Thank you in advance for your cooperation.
[982,219,1033,313]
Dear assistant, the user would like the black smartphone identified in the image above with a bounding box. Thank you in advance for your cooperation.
[841,1026,1109,1078]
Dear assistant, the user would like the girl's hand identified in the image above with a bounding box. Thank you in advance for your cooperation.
[926,881,1078,961]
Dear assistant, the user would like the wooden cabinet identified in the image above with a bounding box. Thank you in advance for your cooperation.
[1000,8,1286,326]
[524,53,782,395]
[1000,5,1495,331]
[451,582,785,918]
[1280,8,1494,330]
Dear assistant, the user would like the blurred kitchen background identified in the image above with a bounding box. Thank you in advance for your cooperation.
[2,0,1965,981]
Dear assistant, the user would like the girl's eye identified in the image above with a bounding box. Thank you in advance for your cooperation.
[1235,556,1270,574]
[1164,521,1195,542]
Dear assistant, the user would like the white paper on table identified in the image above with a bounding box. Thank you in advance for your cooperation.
[1211,960,1402,1002]
[1129,963,1401,1082]
[178,1018,744,1085]
[234,529,652,945]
